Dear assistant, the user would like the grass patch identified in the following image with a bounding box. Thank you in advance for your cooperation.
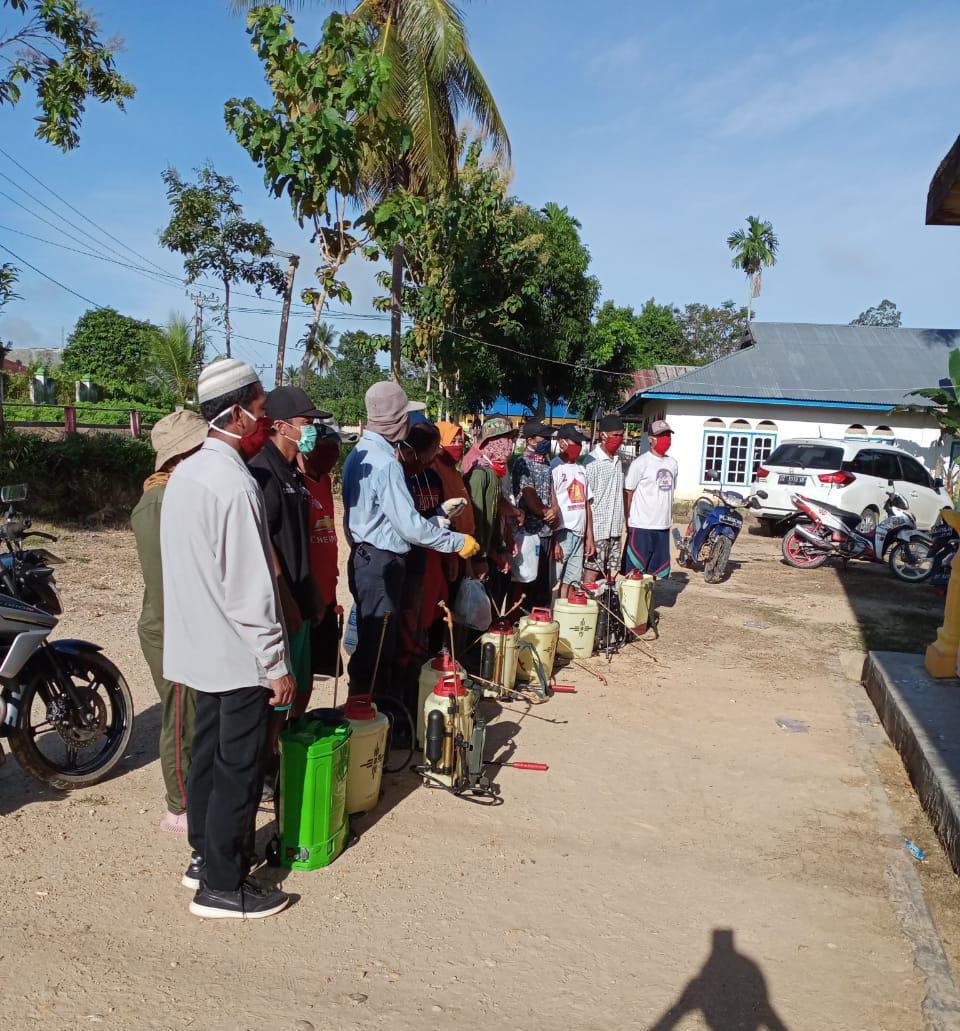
[849,611,941,654]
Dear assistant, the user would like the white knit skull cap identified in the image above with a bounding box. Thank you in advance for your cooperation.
[197,358,260,404]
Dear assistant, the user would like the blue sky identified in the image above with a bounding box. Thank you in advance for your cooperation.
[2,0,959,376]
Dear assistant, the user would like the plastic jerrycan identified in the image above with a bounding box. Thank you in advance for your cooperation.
[619,572,654,633]
[417,650,464,747]
[555,589,600,659]
[422,673,476,788]
[278,716,351,871]
[340,695,389,815]
[478,620,519,694]
[515,607,560,683]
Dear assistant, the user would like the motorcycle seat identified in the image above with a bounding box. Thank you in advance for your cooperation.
[809,498,862,529]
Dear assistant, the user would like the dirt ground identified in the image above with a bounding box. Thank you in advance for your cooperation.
[4,511,960,1030]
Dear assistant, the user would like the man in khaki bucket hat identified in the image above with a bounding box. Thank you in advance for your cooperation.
[131,410,208,834]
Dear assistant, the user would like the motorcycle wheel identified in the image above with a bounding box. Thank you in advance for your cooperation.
[8,649,134,789]
[888,540,935,583]
[704,536,733,584]
[782,527,828,569]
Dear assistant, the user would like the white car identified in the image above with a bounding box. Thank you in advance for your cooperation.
[750,438,951,531]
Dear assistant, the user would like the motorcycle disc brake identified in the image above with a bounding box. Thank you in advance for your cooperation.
[49,688,108,748]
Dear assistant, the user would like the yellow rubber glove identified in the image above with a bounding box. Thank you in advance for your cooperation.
[458,533,480,559]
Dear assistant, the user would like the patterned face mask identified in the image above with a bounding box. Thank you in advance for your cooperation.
[482,435,514,465]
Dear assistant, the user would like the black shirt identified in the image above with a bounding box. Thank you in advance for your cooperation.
[404,467,443,577]
[249,440,314,621]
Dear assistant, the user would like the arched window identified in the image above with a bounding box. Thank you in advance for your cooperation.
[730,419,751,430]
[700,417,779,486]
[872,425,893,438]
[757,420,777,433]
[846,424,867,437]
[704,418,726,429]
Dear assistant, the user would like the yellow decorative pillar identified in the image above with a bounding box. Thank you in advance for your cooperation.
[925,508,960,678]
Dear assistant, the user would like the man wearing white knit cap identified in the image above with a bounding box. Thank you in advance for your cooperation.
[161,357,294,920]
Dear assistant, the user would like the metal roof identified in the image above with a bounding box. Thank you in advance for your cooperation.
[631,322,960,410]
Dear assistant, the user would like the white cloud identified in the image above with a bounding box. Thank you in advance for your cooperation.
[680,16,959,137]
[587,34,644,75]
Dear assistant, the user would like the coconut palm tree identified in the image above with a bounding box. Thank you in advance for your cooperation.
[231,0,510,380]
[726,216,779,322]
[300,320,337,379]
[146,314,199,406]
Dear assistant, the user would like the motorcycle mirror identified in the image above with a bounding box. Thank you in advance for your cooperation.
[887,479,894,488]
[0,483,27,503]
[704,469,721,482]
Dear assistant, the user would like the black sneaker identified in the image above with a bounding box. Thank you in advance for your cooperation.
[181,851,205,890]
[189,879,289,920]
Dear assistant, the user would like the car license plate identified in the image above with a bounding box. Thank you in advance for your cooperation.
[779,474,805,486]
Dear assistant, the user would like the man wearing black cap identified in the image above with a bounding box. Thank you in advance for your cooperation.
[511,421,559,607]
[549,425,595,599]
[249,386,331,732]
[583,413,627,583]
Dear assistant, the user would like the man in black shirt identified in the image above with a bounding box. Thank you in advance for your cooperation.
[249,387,331,730]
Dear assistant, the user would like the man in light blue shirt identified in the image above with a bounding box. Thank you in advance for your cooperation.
[342,382,478,701]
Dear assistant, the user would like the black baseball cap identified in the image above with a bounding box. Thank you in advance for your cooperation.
[265,386,331,422]
[598,414,625,433]
[520,420,557,439]
[557,424,589,443]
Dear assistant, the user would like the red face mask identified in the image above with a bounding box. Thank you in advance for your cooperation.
[602,433,624,456]
[444,443,464,463]
[238,416,273,461]
[491,460,508,477]
[651,434,672,457]
[563,443,583,462]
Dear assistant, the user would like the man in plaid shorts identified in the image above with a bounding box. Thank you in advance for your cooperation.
[582,413,626,582]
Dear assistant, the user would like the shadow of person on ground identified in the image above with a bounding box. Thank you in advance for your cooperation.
[646,928,789,1031]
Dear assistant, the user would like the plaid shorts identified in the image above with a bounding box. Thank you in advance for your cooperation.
[585,535,623,578]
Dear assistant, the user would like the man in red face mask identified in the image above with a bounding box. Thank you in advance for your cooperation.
[160,358,294,921]
[550,425,595,598]
[583,413,627,583]
[623,419,678,583]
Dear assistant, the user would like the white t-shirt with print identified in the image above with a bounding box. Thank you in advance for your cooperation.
[624,452,678,530]
[550,460,589,536]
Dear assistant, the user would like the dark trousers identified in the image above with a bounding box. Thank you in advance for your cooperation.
[187,686,268,891]
[347,543,407,700]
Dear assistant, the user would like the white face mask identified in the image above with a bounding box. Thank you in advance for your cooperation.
[209,404,254,439]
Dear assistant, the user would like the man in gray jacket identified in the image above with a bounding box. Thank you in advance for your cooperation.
[161,358,295,920]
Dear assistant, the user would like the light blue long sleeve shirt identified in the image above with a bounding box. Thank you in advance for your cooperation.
[342,430,465,555]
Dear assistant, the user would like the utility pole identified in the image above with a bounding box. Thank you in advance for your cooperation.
[274,252,299,388]
[390,240,403,383]
[189,290,216,373]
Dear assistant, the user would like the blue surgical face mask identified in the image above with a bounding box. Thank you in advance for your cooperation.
[533,438,551,456]
[296,423,317,454]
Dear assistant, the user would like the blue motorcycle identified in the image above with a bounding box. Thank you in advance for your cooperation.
[674,470,746,583]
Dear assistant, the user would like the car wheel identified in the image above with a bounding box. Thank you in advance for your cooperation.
[858,506,879,533]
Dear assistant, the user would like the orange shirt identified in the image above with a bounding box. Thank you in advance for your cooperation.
[304,472,338,607]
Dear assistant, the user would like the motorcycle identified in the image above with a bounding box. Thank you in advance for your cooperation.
[886,513,959,585]
[674,470,746,583]
[0,483,133,789]
[780,485,918,571]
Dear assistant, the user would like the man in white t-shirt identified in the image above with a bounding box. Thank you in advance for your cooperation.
[550,425,595,598]
[623,419,678,580]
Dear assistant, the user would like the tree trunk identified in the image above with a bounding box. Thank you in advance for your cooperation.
[390,241,404,382]
[535,369,546,420]
[224,278,232,358]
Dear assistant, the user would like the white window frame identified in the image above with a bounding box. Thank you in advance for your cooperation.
[701,430,778,485]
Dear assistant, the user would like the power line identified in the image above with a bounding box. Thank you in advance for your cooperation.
[0,145,173,276]
[0,241,107,310]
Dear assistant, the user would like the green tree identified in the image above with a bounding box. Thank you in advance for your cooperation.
[0,263,20,313]
[300,320,337,378]
[727,216,778,322]
[225,8,408,358]
[0,0,134,150]
[500,202,599,419]
[679,300,749,363]
[305,329,383,424]
[911,348,960,435]
[61,307,162,397]
[851,299,901,327]
[371,137,537,416]
[159,162,285,357]
[144,313,199,406]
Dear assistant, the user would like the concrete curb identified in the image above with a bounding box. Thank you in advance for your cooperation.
[862,651,960,876]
